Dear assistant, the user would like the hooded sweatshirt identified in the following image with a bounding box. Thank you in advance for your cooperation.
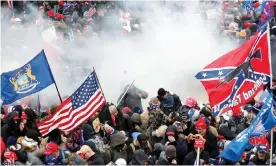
[117,84,148,112]
[110,133,127,162]
[82,124,105,153]
[1,112,20,142]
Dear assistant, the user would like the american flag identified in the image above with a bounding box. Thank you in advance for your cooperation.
[37,71,106,136]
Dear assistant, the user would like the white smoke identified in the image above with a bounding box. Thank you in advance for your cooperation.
[1,1,237,109]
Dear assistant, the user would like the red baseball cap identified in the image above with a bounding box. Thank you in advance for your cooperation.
[184,97,197,108]
[44,142,59,155]
[194,138,205,149]
[195,119,207,130]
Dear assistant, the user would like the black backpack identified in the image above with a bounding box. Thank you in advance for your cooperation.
[171,93,182,111]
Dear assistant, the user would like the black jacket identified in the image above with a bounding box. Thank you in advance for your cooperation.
[182,150,210,165]
[168,138,188,165]
[87,153,105,165]
[114,112,132,135]
[1,112,20,143]
[189,130,219,158]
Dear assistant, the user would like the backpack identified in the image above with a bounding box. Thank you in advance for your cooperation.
[171,93,182,111]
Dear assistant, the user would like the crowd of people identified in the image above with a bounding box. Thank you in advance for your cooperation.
[1,0,276,165]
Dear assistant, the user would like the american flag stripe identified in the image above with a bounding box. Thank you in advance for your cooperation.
[60,95,105,131]
[39,90,104,136]
[39,90,104,135]
[37,99,72,130]
[37,71,105,136]
[39,91,101,129]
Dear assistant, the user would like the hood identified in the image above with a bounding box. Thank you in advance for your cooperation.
[131,113,141,124]
[13,105,23,116]
[159,151,168,161]
[24,108,37,120]
[21,136,39,152]
[7,111,19,121]
[110,133,126,148]
[82,124,94,141]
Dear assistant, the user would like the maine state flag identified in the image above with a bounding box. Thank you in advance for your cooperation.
[219,93,276,161]
[1,50,55,105]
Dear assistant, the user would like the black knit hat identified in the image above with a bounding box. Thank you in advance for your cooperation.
[27,129,39,142]
[157,88,166,97]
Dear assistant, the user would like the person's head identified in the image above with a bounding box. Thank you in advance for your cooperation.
[256,144,268,160]
[44,142,60,157]
[8,111,20,129]
[195,118,207,136]
[184,97,198,108]
[137,134,149,153]
[21,112,27,124]
[81,141,98,159]
[166,125,177,142]
[157,88,168,100]
[109,105,118,117]
[132,149,149,165]
[111,132,127,152]
[165,145,176,161]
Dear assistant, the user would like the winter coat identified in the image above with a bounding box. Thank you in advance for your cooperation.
[219,122,237,140]
[117,84,148,112]
[156,151,172,165]
[1,112,20,143]
[98,104,113,127]
[20,136,43,165]
[110,133,127,162]
[182,150,210,165]
[87,152,105,165]
[82,124,106,153]
[248,154,270,165]
[114,112,132,135]
[126,143,141,164]
[111,148,127,163]
[189,130,219,158]
[168,138,188,165]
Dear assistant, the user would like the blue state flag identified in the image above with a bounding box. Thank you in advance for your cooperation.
[219,93,276,161]
[1,50,55,105]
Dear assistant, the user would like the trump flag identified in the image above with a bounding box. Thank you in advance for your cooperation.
[219,93,276,161]
[1,50,55,105]
[195,25,271,117]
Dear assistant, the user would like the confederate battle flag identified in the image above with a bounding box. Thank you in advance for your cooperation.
[195,24,272,117]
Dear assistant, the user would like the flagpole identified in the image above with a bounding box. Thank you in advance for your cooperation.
[42,49,63,104]
[93,67,106,101]
[117,80,135,106]
[270,128,273,166]
[196,147,200,166]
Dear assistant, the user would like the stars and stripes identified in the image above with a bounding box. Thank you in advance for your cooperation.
[37,71,106,136]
